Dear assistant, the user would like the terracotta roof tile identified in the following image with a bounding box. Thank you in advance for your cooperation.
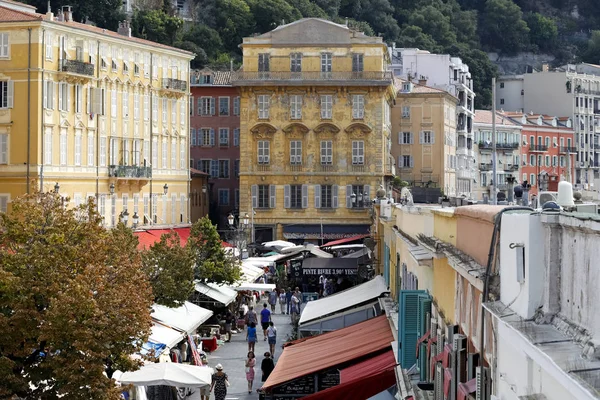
[394,78,449,96]
[0,5,42,21]
[211,71,232,85]
[474,110,518,126]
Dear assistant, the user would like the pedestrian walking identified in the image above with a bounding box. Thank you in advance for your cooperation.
[210,364,229,400]
[268,290,278,313]
[224,311,234,342]
[267,321,277,357]
[278,289,287,314]
[246,322,257,352]
[285,287,293,315]
[245,306,258,327]
[260,303,271,340]
[261,352,275,382]
[290,293,300,324]
[294,287,303,310]
[245,351,256,394]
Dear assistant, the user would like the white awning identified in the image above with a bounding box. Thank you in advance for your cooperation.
[240,261,267,283]
[194,281,237,306]
[149,323,185,349]
[299,276,390,326]
[233,283,276,292]
[151,301,213,335]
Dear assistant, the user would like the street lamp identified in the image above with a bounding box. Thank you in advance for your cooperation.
[163,183,169,195]
[109,183,115,195]
[351,192,356,205]
[119,209,129,225]
[242,213,250,227]
[227,212,235,227]
[132,211,139,228]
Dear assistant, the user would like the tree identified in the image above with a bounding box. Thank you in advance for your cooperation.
[131,9,183,46]
[187,216,241,285]
[397,25,443,53]
[0,192,153,399]
[176,41,209,69]
[26,0,125,30]
[480,0,530,54]
[215,0,256,52]
[246,0,302,33]
[142,231,195,307]
[408,5,457,48]
[582,30,600,65]
[181,24,223,60]
[525,12,558,52]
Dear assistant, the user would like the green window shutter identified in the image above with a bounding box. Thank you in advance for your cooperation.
[398,289,425,368]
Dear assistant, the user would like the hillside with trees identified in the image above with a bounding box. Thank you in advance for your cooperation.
[25,0,600,108]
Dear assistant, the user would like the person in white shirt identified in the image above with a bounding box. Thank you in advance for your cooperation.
[266,321,277,357]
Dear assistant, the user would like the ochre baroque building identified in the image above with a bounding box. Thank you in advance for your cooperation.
[233,18,395,243]
[0,0,193,227]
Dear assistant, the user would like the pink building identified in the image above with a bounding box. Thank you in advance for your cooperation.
[190,68,240,229]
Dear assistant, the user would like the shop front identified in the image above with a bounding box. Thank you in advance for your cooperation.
[282,224,371,245]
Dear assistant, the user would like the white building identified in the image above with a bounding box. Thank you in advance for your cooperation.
[486,210,600,399]
[497,64,600,185]
[389,46,476,196]
[122,0,195,20]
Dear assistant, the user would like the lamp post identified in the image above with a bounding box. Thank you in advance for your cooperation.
[132,211,139,229]
[109,183,115,196]
[163,183,169,195]
[119,209,129,226]
[54,182,60,193]
[228,212,249,261]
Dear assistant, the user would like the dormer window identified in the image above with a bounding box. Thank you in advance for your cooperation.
[202,74,212,84]
[402,82,412,92]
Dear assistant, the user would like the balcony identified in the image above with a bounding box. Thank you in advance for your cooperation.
[479,163,493,171]
[351,164,367,173]
[529,144,549,152]
[59,59,95,83]
[108,165,152,180]
[231,71,393,87]
[287,164,304,172]
[318,164,334,173]
[478,142,519,150]
[503,164,519,172]
[560,146,578,153]
[161,78,188,97]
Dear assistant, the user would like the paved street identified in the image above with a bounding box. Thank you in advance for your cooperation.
[206,305,295,400]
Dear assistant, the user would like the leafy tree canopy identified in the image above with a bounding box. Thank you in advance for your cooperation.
[132,9,183,46]
[0,192,153,399]
[480,0,530,54]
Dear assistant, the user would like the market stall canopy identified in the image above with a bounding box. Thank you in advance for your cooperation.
[340,350,396,383]
[299,276,389,326]
[148,323,186,350]
[117,363,213,388]
[322,234,370,247]
[301,368,396,400]
[261,315,393,391]
[151,301,213,335]
[240,261,267,282]
[233,282,276,292]
[262,240,297,250]
[194,282,237,306]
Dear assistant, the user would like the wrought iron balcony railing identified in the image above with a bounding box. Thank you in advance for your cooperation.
[108,165,152,179]
[529,144,549,152]
[231,71,393,85]
[479,142,519,150]
[61,59,95,76]
[162,78,188,91]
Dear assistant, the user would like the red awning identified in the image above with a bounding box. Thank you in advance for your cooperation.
[262,315,393,391]
[458,378,477,400]
[133,227,231,250]
[322,234,369,247]
[302,368,396,400]
[340,350,396,383]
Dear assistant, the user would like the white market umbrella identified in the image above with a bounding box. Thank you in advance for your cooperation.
[118,363,212,388]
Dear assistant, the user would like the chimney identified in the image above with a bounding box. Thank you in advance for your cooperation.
[61,5,72,22]
[542,63,549,72]
[118,20,131,37]
[46,1,53,20]
[418,76,427,86]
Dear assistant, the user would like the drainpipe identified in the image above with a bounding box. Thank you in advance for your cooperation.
[95,40,100,211]
[149,54,153,225]
[26,28,32,194]
[40,29,45,191]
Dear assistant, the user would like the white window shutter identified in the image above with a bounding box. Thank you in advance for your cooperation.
[346,184,353,208]
[314,184,321,208]
[410,156,414,168]
[419,131,424,144]
[58,83,63,111]
[332,185,339,208]
[302,184,308,208]
[430,131,435,144]
[364,185,371,202]
[0,134,7,163]
[410,132,414,144]
[269,185,276,208]
[251,185,258,209]
[284,185,290,208]
[7,81,14,108]
[210,129,215,146]
[398,156,402,168]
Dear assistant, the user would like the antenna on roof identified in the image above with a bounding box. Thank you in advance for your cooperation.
[47,0,51,12]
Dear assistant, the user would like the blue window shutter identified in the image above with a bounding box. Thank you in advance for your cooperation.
[417,294,432,339]
[314,184,321,208]
[251,185,258,209]
[301,184,308,208]
[284,185,290,208]
[269,184,276,208]
[209,129,215,146]
[399,290,425,368]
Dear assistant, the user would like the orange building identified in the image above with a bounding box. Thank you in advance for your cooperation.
[505,112,575,195]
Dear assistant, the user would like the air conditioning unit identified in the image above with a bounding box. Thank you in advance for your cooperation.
[476,366,491,400]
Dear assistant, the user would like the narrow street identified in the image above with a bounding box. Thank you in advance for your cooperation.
[206,305,295,400]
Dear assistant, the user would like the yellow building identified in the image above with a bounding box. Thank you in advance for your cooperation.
[233,18,395,242]
[392,78,458,198]
[0,1,193,227]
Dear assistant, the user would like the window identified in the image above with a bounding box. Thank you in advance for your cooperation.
[401,155,413,168]
[258,95,270,119]
[161,140,167,168]
[0,33,9,58]
[171,140,177,169]
[0,133,6,164]
[553,155,558,166]
[234,159,240,177]
[152,95,158,121]
[200,97,214,116]
[45,32,53,60]
[201,128,213,146]
[421,131,434,144]
[74,134,81,166]
[560,156,565,167]
[235,189,240,207]
[545,155,550,166]
[290,140,302,164]
[133,139,141,166]
[402,106,410,118]
[123,92,129,117]
[58,83,69,111]
[162,98,167,122]
[59,132,67,165]
[321,185,333,208]
[100,136,106,166]
[320,140,332,164]
[219,159,230,178]
[352,53,363,72]
[233,97,240,116]
[73,85,82,113]
[199,159,211,175]
[545,137,550,148]
[530,173,536,186]
[500,82,504,88]
[87,133,94,166]
[0,195,7,213]
[202,74,212,84]
[500,99,505,105]
[43,81,54,109]
[480,173,488,187]
[400,132,412,144]
[257,184,269,208]
[210,160,218,178]
[144,94,149,121]
[321,53,332,76]
[350,185,366,208]
[218,189,230,206]
[190,128,196,146]
[288,184,303,209]
[352,95,364,119]
[352,141,364,165]
[290,53,302,72]
[219,97,230,116]
[110,89,117,117]
[258,53,270,72]
[134,93,140,120]
[320,95,332,119]
[219,128,229,146]
[180,141,186,169]
[233,128,240,146]
[258,140,270,164]
[290,95,302,119]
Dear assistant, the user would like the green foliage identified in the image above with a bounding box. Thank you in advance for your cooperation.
[581,30,600,65]
[142,231,195,307]
[176,41,209,69]
[181,24,223,59]
[246,0,303,33]
[187,216,241,285]
[26,0,125,30]
[525,12,558,52]
[132,9,183,46]
[480,0,530,54]
[215,0,256,51]
[0,192,153,399]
